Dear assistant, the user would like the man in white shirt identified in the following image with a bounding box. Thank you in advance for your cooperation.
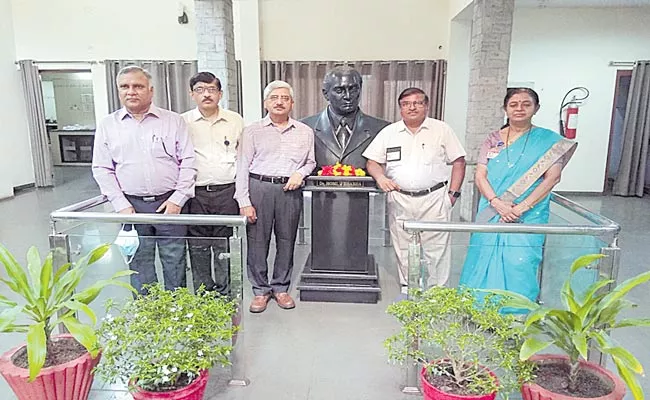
[363,87,466,293]
[181,72,244,296]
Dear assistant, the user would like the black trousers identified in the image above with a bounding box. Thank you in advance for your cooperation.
[187,183,239,296]
[125,192,188,294]
[246,178,303,296]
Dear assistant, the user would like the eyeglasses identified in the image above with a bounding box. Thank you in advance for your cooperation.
[268,95,292,102]
[399,100,427,108]
[193,87,220,94]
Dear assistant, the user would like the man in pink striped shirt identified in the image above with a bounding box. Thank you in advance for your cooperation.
[92,66,196,294]
[235,80,316,313]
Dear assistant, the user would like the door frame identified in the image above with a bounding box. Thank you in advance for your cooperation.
[603,69,633,192]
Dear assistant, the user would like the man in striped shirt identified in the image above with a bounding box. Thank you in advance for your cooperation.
[235,80,316,313]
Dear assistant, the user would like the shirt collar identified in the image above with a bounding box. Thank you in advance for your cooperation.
[118,104,161,120]
[398,118,432,134]
[190,107,227,122]
[262,115,296,129]
[327,106,358,129]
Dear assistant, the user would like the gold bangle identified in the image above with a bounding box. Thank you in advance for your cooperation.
[522,200,533,210]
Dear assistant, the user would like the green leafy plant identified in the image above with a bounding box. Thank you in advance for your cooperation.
[486,254,650,400]
[94,284,238,392]
[385,287,534,396]
[0,243,135,381]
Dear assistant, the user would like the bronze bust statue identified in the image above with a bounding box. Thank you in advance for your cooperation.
[301,66,389,169]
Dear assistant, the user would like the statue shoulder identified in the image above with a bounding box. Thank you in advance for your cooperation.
[359,112,391,131]
[300,112,323,128]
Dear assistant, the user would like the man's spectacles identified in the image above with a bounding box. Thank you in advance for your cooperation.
[399,100,427,108]
[193,87,220,94]
[268,95,292,102]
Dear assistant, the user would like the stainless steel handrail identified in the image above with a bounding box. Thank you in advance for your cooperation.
[403,221,618,236]
[550,193,618,228]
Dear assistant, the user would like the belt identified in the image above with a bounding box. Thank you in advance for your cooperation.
[124,191,174,203]
[249,173,289,184]
[196,183,234,192]
[398,181,447,197]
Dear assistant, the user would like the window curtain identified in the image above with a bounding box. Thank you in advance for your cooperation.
[260,60,447,121]
[105,60,198,114]
[18,60,54,187]
[613,60,650,197]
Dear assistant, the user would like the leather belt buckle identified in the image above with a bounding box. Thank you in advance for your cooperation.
[270,177,283,184]
[205,184,217,192]
[142,196,156,202]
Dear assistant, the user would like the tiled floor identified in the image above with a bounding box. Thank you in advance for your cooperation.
[0,166,648,400]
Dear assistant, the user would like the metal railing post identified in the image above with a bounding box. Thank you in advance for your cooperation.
[588,242,621,366]
[384,194,391,247]
[49,223,71,334]
[228,225,249,386]
[402,231,422,395]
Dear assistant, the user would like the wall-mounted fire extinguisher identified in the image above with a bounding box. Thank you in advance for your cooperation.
[559,87,590,139]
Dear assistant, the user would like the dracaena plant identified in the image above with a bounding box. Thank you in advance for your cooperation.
[485,254,650,400]
[0,243,135,381]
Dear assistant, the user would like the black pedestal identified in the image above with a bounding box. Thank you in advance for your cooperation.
[297,177,381,303]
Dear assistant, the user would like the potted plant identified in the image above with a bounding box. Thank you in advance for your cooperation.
[385,286,534,400]
[0,243,135,400]
[94,284,238,400]
[486,254,650,400]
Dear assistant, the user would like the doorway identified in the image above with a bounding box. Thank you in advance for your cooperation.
[605,70,633,193]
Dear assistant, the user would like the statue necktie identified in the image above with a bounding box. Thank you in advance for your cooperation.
[337,118,349,148]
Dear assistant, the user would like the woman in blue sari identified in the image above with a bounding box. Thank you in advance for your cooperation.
[459,88,576,307]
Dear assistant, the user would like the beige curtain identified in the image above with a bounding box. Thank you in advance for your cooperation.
[18,60,54,187]
[260,60,447,121]
[105,60,198,113]
[613,60,650,197]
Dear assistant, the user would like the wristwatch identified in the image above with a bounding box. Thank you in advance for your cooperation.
[448,190,461,198]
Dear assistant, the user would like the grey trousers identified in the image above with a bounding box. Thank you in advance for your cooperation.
[125,193,188,294]
[187,184,239,296]
[246,178,303,296]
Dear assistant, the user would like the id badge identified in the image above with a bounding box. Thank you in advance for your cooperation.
[486,147,500,159]
[386,146,401,162]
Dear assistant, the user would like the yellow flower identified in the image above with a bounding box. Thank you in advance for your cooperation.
[355,169,366,176]
[342,165,354,176]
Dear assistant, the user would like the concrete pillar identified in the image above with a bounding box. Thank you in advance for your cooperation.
[459,0,515,221]
[194,0,238,111]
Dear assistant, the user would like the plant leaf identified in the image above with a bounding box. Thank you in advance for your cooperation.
[26,322,47,381]
[581,278,614,304]
[0,305,23,332]
[520,337,552,360]
[597,271,650,317]
[570,333,588,359]
[26,247,42,297]
[0,293,17,307]
[87,244,111,265]
[524,307,551,330]
[61,316,99,357]
[63,300,97,326]
[39,253,53,300]
[52,263,72,285]
[605,346,644,375]
[612,356,644,400]
[477,288,540,311]
[612,318,650,329]
[0,245,35,303]
[570,254,606,275]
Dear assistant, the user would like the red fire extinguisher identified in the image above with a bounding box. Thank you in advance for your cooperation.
[559,87,589,139]
[564,104,579,139]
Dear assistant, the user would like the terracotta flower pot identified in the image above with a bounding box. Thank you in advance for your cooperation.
[521,354,626,400]
[0,334,100,400]
[421,366,497,400]
[131,369,209,400]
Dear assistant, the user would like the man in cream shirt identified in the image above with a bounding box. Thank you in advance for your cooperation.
[364,87,466,294]
[181,72,244,297]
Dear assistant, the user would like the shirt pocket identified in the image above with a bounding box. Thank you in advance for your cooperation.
[152,135,176,161]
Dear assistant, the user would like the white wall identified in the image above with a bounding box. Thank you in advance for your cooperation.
[509,7,650,192]
[444,18,471,144]
[259,0,450,60]
[11,0,197,61]
[449,0,472,20]
[0,0,33,196]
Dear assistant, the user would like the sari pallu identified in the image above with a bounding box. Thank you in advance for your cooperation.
[459,127,576,309]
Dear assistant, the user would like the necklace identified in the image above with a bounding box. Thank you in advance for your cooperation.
[505,126,532,168]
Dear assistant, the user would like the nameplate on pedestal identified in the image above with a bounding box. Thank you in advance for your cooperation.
[315,180,364,188]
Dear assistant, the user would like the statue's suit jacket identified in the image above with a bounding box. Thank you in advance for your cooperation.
[301,109,390,169]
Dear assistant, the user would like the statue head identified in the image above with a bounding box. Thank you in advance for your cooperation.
[322,67,363,117]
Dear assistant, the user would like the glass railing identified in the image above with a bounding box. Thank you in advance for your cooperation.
[398,193,620,394]
[49,198,249,393]
[47,192,620,398]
